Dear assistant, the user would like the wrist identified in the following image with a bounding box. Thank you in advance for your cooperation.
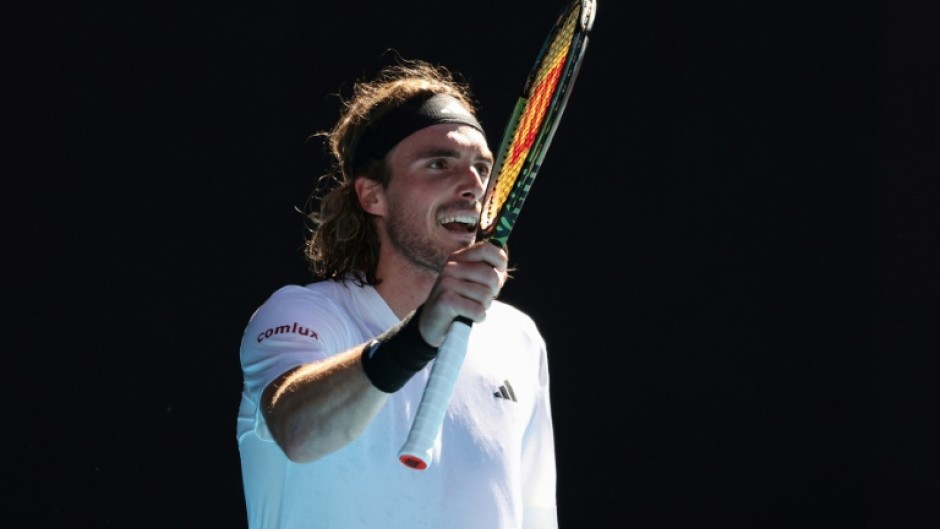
[360,305,438,393]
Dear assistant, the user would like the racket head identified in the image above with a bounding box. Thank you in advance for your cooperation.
[478,0,596,246]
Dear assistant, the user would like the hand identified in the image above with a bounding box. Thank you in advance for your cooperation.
[418,241,509,346]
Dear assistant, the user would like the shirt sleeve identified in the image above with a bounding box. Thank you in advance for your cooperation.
[238,285,353,440]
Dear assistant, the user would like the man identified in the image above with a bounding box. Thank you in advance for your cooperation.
[236,59,558,529]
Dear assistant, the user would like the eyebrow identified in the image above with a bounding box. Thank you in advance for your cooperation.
[417,147,461,159]
[414,147,494,164]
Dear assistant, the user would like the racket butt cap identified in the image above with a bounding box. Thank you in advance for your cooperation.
[399,454,428,470]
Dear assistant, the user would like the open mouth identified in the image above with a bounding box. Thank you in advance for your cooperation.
[439,214,478,234]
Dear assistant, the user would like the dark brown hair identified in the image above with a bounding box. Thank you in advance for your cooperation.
[304,58,481,286]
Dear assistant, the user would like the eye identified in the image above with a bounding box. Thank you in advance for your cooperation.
[475,162,492,181]
[428,159,447,170]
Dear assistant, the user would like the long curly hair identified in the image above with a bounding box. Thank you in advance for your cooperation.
[304,58,481,286]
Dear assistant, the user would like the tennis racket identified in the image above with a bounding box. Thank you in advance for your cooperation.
[398,0,597,470]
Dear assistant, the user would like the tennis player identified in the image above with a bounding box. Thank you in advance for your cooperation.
[236,58,558,529]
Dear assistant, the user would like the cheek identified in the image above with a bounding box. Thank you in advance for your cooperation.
[388,186,435,213]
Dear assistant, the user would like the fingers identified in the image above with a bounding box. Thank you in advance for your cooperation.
[436,265,497,314]
[444,241,508,302]
[448,240,508,272]
[418,241,509,346]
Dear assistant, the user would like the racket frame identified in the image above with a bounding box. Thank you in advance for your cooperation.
[398,0,596,470]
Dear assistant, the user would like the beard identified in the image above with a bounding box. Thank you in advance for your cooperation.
[384,206,452,274]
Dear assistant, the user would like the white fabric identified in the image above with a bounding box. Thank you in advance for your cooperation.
[236,280,558,529]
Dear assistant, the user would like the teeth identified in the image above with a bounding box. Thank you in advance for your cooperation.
[439,215,478,227]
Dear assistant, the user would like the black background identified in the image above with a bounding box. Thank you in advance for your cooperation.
[10,1,938,527]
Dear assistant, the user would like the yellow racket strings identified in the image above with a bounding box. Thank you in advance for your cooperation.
[482,5,579,225]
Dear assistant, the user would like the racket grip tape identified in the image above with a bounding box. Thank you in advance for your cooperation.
[398,317,473,470]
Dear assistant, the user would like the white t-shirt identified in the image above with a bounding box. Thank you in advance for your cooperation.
[236,279,558,529]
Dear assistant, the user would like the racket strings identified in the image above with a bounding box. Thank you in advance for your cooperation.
[481,4,582,229]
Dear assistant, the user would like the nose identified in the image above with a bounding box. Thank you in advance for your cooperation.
[459,164,486,201]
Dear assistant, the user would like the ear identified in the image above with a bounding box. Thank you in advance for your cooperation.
[354,177,386,216]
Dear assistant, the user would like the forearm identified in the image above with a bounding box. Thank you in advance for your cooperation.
[262,308,439,463]
[262,346,388,463]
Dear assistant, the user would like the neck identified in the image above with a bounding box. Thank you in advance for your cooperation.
[373,252,438,320]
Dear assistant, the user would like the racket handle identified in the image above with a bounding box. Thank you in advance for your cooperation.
[398,318,473,470]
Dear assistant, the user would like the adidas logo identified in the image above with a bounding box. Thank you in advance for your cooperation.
[493,380,517,402]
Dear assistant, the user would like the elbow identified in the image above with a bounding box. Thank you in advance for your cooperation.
[282,442,320,464]
[276,421,360,464]
[275,426,312,462]
[273,422,325,463]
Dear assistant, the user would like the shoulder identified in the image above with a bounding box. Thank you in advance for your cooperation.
[482,300,544,343]
[488,300,537,327]
[247,280,363,327]
[263,280,362,309]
